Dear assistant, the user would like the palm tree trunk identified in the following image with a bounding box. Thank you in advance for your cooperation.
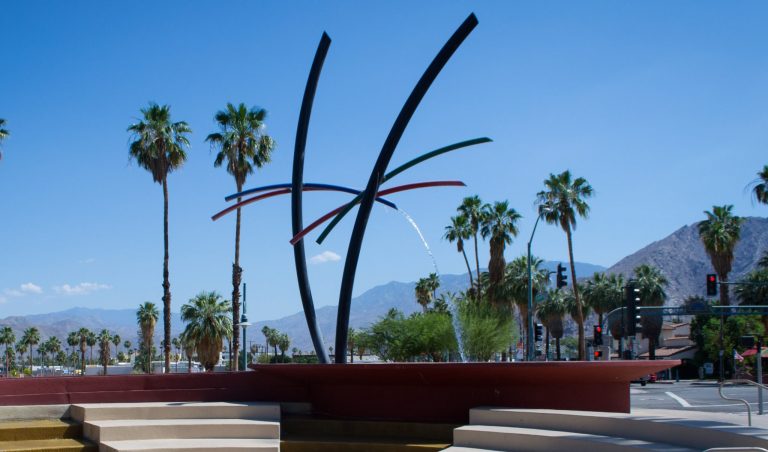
[473,232,481,301]
[545,328,550,360]
[566,230,585,360]
[231,182,244,372]
[556,337,561,360]
[719,273,730,306]
[162,178,172,374]
[461,248,474,289]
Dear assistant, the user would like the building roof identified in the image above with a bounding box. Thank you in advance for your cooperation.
[637,344,697,359]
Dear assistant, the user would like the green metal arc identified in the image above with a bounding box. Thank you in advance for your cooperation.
[316,137,491,244]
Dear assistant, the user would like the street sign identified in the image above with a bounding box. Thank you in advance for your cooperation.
[703,362,714,375]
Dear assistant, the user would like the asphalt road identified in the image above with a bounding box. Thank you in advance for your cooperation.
[631,380,768,414]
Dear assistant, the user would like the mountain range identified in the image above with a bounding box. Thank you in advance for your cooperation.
[2,217,766,353]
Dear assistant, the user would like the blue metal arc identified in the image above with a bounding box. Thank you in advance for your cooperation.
[225,182,396,209]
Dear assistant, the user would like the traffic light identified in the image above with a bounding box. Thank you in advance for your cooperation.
[556,264,568,289]
[534,323,543,342]
[594,350,603,360]
[706,274,718,297]
[625,281,641,336]
[593,325,603,346]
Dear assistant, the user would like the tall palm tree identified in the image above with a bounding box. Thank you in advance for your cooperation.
[206,103,275,371]
[698,205,744,306]
[0,327,15,377]
[181,291,232,372]
[444,215,474,289]
[634,264,668,360]
[480,201,522,307]
[0,118,8,160]
[426,273,440,299]
[77,328,90,375]
[21,327,40,372]
[536,170,593,360]
[45,337,61,371]
[128,103,191,373]
[749,165,768,206]
[536,290,567,360]
[123,340,132,355]
[458,196,485,301]
[137,302,159,374]
[111,334,121,362]
[97,330,113,375]
[415,278,432,313]
[86,331,97,365]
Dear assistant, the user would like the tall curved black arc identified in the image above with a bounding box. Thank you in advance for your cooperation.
[293,32,332,363]
[334,14,479,363]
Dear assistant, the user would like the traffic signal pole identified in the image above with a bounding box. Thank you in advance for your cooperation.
[526,215,543,362]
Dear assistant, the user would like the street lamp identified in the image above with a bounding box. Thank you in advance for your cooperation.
[527,206,550,361]
[237,283,252,370]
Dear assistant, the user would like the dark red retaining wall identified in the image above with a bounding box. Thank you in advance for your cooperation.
[0,361,678,423]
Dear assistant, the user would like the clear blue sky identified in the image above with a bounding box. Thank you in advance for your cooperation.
[1,2,766,321]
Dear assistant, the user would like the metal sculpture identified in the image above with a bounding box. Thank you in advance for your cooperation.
[334,13,479,362]
[213,14,483,363]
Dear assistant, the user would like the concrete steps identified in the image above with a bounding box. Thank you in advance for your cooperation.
[445,408,768,451]
[72,401,280,452]
[280,415,455,451]
[0,419,96,451]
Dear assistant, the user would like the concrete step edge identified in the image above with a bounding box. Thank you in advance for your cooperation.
[454,425,698,452]
[469,408,768,449]
[71,402,280,422]
[100,438,279,452]
[0,438,97,452]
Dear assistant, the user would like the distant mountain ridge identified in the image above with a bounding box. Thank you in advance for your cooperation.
[605,216,768,304]
[0,261,604,352]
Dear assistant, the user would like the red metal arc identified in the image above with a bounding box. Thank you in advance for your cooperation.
[290,180,465,245]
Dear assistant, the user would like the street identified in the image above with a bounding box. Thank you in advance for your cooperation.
[631,380,767,414]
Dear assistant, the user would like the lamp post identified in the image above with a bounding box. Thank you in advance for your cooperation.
[239,283,252,370]
[527,211,546,361]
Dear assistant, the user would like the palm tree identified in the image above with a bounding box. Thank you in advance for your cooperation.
[66,332,79,374]
[582,273,625,326]
[45,337,61,374]
[86,331,97,365]
[15,341,27,374]
[480,201,522,307]
[444,215,474,289]
[415,278,432,313]
[427,273,440,299]
[458,196,485,301]
[503,255,549,350]
[536,170,594,360]
[278,333,290,359]
[128,103,191,373]
[179,330,195,373]
[97,330,113,375]
[0,118,9,160]
[698,205,744,306]
[634,264,668,360]
[21,327,40,373]
[137,302,159,374]
[111,334,121,358]
[537,290,567,360]
[181,291,232,371]
[749,165,768,206]
[206,103,275,371]
[77,328,90,375]
[123,340,132,355]
[1,327,15,377]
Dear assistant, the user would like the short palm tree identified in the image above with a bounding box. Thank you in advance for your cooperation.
[97,330,113,375]
[444,215,474,289]
[582,272,625,326]
[137,302,159,374]
[415,278,432,313]
[128,103,191,373]
[480,201,522,306]
[536,170,593,360]
[181,292,232,372]
[458,196,485,301]
[66,332,79,373]
[206,103,275,371]
[111,334,121,362]
[0,327,15,377]
[504,255,549,351]
[634,264,668,360]
[0,118,8,160]
[749,165,768,206]
[77,328,90,374]
[15,341,27,373]
[21,327,40,372]
[537,290,568,360]
[179,330,195,373]
[698,205,744,306]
